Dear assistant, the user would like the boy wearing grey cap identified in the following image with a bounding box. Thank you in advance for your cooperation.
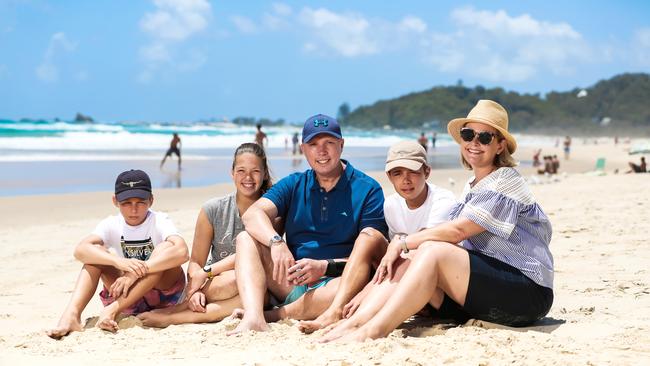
[47,169,188,338]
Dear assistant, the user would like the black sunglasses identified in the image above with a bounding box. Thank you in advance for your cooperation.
[460,127,497,145]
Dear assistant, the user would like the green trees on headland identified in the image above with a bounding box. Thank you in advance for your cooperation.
[340,73,650,135]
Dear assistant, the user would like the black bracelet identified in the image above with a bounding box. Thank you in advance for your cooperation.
[325,259,346,277]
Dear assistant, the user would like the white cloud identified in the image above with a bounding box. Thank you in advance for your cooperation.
[140,0,211,41]
[399,16,427,33]
[451,7,580,39]
[231,15,257,34]
[138,0,212,82]
[35,32,76,82]
[298,7,377,57]
[421,6,591,82]
[297,9,427,58]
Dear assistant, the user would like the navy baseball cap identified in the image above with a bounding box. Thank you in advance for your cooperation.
[302,114,342,143]
[114,169,152,201]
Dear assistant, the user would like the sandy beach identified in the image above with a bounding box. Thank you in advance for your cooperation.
[1,140,649,365]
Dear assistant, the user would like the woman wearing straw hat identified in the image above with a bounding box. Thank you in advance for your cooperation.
[334,100,554,342]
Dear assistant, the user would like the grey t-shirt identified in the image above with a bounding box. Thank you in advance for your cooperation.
[202,192,244,264]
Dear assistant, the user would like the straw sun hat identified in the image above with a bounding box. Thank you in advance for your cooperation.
[447,100,517,154]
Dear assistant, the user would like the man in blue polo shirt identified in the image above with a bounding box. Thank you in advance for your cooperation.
[228,114,388,335]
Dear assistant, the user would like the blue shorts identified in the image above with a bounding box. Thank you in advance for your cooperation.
[283,277,335,305]
[430,250,553,327]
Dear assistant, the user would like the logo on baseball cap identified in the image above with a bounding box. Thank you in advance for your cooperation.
[114,169,152,201]
[385,141,428,172]
[302,114,342,143]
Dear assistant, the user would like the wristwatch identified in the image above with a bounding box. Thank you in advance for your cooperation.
[399,235,409,253]
[203,264,214,279]
[269,234,285,247]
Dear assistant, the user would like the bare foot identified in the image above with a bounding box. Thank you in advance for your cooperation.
[149,301,188,315]
[230,308,245,319]
[136,312,171,328]
[96,304,119,333]
[319,318,360,343]
[46,312,83,340]
[298,308,343,334]
[336,324,383,343]
[226,316,269,336]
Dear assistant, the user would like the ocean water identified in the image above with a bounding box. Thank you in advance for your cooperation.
[0,119,467,196]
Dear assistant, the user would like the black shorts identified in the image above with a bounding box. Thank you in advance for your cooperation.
[165,147,181,157]
[430,250,553,327]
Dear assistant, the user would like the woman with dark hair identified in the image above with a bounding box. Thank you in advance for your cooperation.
[333,100,554,341]
[139,142,280,326]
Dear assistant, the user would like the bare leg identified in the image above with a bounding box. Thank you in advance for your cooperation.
[299,231,386,333]
[320,257,411,342]
[204,270,238,302]
[97,242,183,332]
[265,278,340,322]
[228,232,291,335]
[46,264,116,339]
[339,242,470,342]
[97,270,164,332]
[137,270,239,327]
[138,295,241,327]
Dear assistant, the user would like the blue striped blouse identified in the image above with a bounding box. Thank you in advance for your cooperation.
[449,167,554,288]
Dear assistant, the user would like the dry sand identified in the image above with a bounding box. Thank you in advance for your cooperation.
[0,139,649,365]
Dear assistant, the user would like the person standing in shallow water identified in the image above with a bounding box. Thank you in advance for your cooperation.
[255,124,268,150]
[160,133,182,169]
[418,132,428,152]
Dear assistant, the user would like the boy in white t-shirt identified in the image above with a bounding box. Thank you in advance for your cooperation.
[46,169,189,339]
[319,140,456,342]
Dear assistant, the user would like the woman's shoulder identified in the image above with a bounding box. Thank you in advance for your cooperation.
[203,192,237,210]
[489,167,533,204]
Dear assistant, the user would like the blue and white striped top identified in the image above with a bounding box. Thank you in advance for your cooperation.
[449,167,554,288]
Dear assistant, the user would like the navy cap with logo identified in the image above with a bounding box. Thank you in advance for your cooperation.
[114,169,152,201]
[302,114,342,143]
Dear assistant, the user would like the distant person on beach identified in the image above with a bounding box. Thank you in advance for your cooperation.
[318,140,456,342]
[332,100,554,341]
[552,155,560,173]
[46,169,189,339]
[160,133,182,169]
[138,143,278,327]
[255,124,268,149]
[626,156,647,173]
[532,149,542,167]
[228,114,388,335]
[563,136,572,160]
[292,132,299,155]
[431,132,437,149]
[418,132,428,152]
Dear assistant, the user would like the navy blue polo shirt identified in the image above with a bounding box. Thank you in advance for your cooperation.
[263,160,388,260]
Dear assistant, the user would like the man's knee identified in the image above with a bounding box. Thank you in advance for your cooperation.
[235,231,266,256]
[356,228,388,251]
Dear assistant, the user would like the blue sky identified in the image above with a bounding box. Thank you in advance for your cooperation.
[1,0,649,123]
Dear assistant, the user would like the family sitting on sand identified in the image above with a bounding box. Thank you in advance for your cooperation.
[47,100,555,342]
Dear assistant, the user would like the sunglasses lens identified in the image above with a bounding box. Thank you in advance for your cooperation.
[477,132,494,145]
[460,128,475,142]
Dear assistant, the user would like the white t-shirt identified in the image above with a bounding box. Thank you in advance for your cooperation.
[384,182,456,239]
[92,210,179,261]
